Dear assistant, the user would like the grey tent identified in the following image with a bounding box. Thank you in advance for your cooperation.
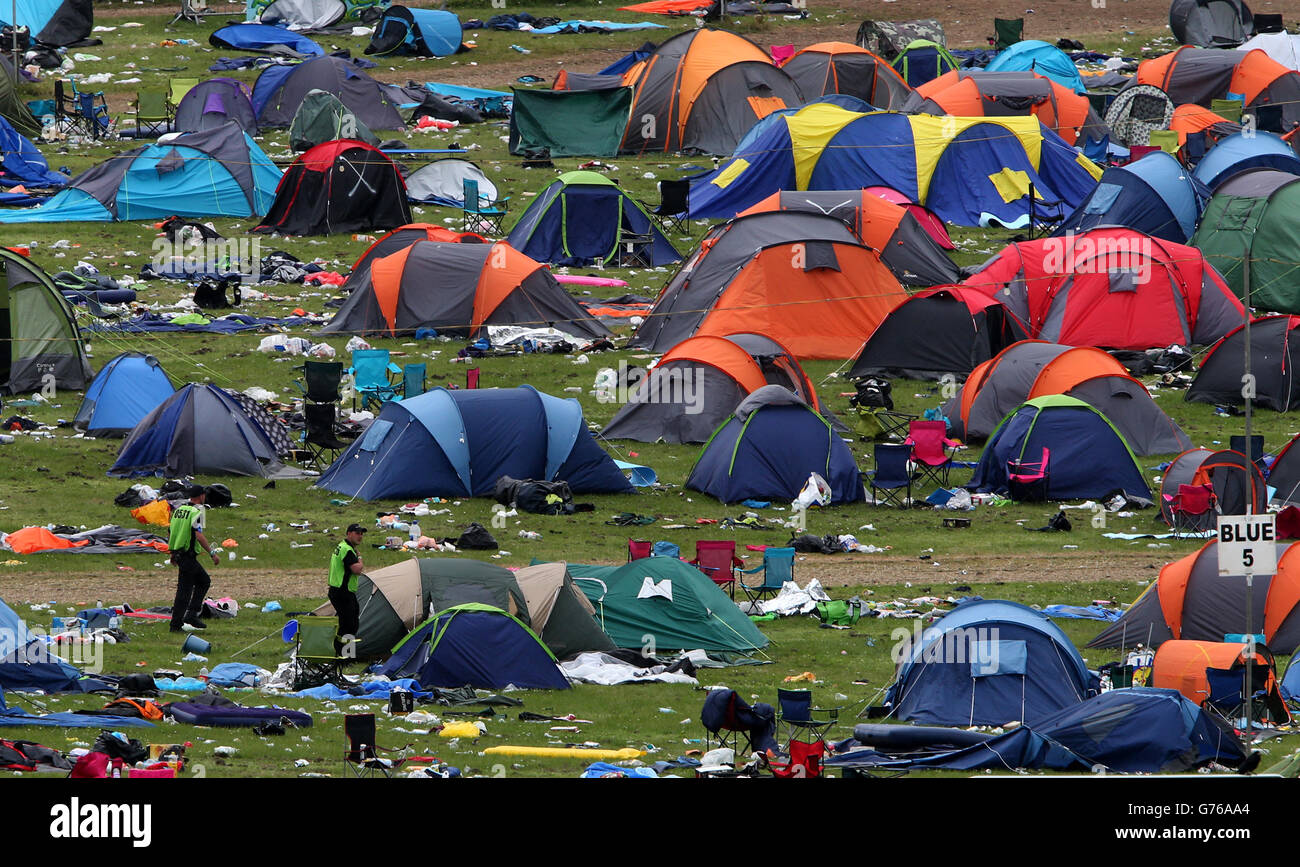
[405,158,497,205]
[174,78,258,134]
[0,248,92,394]
[0,60,41,138]
[255,56,412,130]
[257,0,347,29]
[1170,0,1253,48]
[1063,376,1192,456]
[513,562,617,659]
[289,89,379,151]
[314,557,529,658]
[1103,84,1176,147]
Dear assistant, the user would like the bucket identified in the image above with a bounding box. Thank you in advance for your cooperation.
[389,691,415,715]
[181,633,211,655]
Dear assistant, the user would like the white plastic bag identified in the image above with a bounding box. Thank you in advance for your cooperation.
[345,336,372,353]
[793,473,832,509]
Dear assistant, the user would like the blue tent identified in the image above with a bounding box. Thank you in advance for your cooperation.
[507,170,680,267]
[1055,150,1209,242]
[1192,131,1300,189]
[600,41,655,76]
[968,395,1152,500]
[0,595,86,693]
[316,386,635,500]
[377,603,570,690]
[210,22,324,57]
[732,95,876,155]
[0,0,91,46]
[829,688,1248,772]
[984,40,1086,93]
[0,115,67,187]
[0,123,280,223]
[365,5,461,57]
[883,599,1098,727]
[685,386,864,505]
[73,352,175,438]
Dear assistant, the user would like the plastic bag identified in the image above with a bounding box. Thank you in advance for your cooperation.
[309,342,336,359]
[793,473,832,509]
[345,336,372,354]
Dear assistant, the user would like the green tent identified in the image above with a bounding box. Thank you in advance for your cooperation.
[1192,169,1300,314]
[0,248,92,394]
[289,89,380,152]
[514,562,617,659]
[508,87,632,157]
[0,67,41,138]
[558,557,769,655]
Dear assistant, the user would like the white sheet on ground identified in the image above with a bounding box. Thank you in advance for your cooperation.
[746,578,830,616]
[561,652,699,686]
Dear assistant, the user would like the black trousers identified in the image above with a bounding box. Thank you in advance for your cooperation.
[328,585,360,657]
[171,554,211,630]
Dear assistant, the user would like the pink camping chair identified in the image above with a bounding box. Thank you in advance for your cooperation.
[1007,447,1050,502]
[691,540,743,599]
[467,367,480,389]
[770,44,795,65]
[905,420,960,488]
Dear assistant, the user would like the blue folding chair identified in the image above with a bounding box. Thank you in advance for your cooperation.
[402,363,426,400]
[775,688,839,750]
[739,547,794,607]
[349,349,402,411]
[462,178,508,234]
[865,442,913,507]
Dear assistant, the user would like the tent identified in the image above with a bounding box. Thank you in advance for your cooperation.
[617,28,806,155]
[365,6,461,56]
[855,18,947,62]
[890,39,960,86]
[255,140,410,236]
[1102,84,1176,148]
[848,287,1030,382]
[564,558,770,654]
[315,386,635,500]
[1169,102,1242,147]
[0,124,280,223]
[109,384,289,479]
[601,332,831,443]
[0,595,86,693]
[1191,130,1300,189]
[1238,31,1300,71]
[685,386,864,504]
[864,185,954,248]
[1187,316,1300,410]
[0,64,40,138]
[173,78,259,134]
[320,240,610,339]
[377,604,570,690]
[960,228,1245,350]
[250,0,385,30]
[1266,435,1300,505]
[0,248,91,394]
[209,22,324,57]
[882,599,1097,726]
[0,115,66,187]
[508,87,633,158]
[506,171,679,267]
[1090,540,1300,652]
[779,42,912,108]
[968,395,1152,500]
[1157,447,1267,522]
[73,352,175,438]
[629,210,907,359]
[1193,170,1300,311]
[314,558,529,658]
[905,70,1107,146]
[688,104,1103,227]
[340,222,486,293]
[1132,47,1300,132]
[1152,639,1289,723]
[405,159,496,206]
[288,89,379,151]
[1170,0,1254,48]
[984,40,1086,93]
[253,55,412,131]
[1055,151,1209,243]
[513,562,618,659]
[735,189,960,286]
[1,0,91,46]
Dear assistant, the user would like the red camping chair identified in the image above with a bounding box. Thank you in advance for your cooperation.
[692,540,743,599]
[905,420,960,488]
[1007,447,1050,502]
[627,539,652,561]
[1164,484,1216,537]
[769,740,825,778]
[467,367,480,389]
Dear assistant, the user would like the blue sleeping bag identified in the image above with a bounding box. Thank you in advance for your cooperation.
[169,702,313,728]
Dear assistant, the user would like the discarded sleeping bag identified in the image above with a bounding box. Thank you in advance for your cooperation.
[0,739,72,771]
[494,475,575,515]
[167,702,313,728]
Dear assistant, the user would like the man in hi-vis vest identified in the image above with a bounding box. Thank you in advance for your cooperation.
[328,523,366,656]
[168,485,219,633]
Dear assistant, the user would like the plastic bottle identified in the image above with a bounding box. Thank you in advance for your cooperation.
[409,520,421,543]
[108,613,120,631]
[518,530,541,540]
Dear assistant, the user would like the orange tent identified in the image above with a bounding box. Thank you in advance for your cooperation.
[779,42,911,108]
[1152,639,1290,723]
[1169,103,1238,146]
[912,70,1100,145]
[1135,47,1300,131]
[4,527,88,554]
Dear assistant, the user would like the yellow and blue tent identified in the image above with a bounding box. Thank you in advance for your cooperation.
[689,104,1102,227]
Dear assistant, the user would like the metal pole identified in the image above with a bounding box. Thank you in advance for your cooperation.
[1243,235,1252,478]
[1244,572,1254,733]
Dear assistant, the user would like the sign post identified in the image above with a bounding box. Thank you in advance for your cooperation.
[1217,513,1276,731]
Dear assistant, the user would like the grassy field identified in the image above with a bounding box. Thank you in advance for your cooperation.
[1,2,1295,779]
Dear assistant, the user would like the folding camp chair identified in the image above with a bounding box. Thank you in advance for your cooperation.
[614,231,655,268]
[349,348,402,411]
[775,688,839,751]
[865,443,913,507]
[296,360,344,405]
[906,420,959,489]
[1165,484,1217,537]
[1007,447,1050,502]
[1210,98,1244,124]
[701,689,773,761]
[169,0,222,26]
[1147,129,1180,155]
[343,713,413,778]
[134,89,171,137]
[768,739,826,778]
[462,178,508,234]
[738,546,794,608]
[402,363,426,400]
[290,616,347,690]
[466,367,481,389]
[627,539,653,561]
[650,179,690,234]
[848,377,914,440]
[168,78,200,113]
[55,79,110,139]
[991,17,1023,49]
[303,402,349,467]
[691,540,743,599]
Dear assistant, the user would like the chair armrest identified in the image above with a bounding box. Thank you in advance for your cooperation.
[738,564,764,574]
[386,362,403,375]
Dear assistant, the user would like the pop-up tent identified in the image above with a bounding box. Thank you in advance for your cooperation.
[365,5,461,56]
[1,0,92,46]
[1187,316,1300,410]
[688,104,1102,227]
[1192,170,1300,311]
[1152,639,1290,724]
[961,228,1245,350]
[968,395,1152,501]
[0,247,92,394]
[1055,150,1209,243]
[1090,540,1300,653]
[340,222,486,293]
[0,595,87,693]
[320,240,610,339]
[73,352,175,437]
[685,386,864,505]
[883,599,1097,726]
[288,89,379,150]
[315,386,634,500]
[1157,447,1267,523]
[0,124,281,223]
[984,40,1087,92]
[249,0,385,29]
[404,159,496,206]
[253,55,412,131]
[173,78,259,134]
[1132,47,1300,132]
[0,116,67,187]
[1170,0,1254,47]
[779,42,911,108]
[1191,130,1300,189]
[255,140,410,236]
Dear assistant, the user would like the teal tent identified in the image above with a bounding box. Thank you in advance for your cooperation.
[509,87,632,157]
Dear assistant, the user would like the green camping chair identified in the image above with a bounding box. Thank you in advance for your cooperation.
[291,616,347,690]
[992,18,1024,49]
[463,178,509,234]
[168,77,200,113]
[134,89,171,137]
[1147,129,1180,155]
[1210,97,1244,123]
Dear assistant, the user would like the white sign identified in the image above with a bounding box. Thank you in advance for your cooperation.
[1217,515,1276,575]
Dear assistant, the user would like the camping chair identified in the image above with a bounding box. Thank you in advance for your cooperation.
[466,367,481,389]
[402,363,426,400]
[303,402,349,467]
[54,79,110,139]
[343,713,413,779]
[775,688,839,750]
[627,539,653,561]
[905,419,959,488]
[349,348,402,411]
[701,688,774,761]
[1165,484,1217,537]
[134,89,171,137]
[1210,98,1244,124]
[169,0,223,26]
[290,616,346,691]
[691,540,743,598]
[462,178,508,234]
[297,360,344,405]
[1147,129,1180,155]
[865,442,913,507]
[168,78,200,113]
[1006,447,1050,502]
[768,739,825,778]
[738,546,794,608]
[991,17,1023,49]
[614,230,655,268]
[650,179,690,234]
[848,377,914,440]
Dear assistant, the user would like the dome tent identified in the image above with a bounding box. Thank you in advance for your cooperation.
[984,40,1086,92]
[73,352,175,437]
[1055,150,1209,243]
[1186,316,1300,411]
[252,55,413,131]
[1170,0,1254,48]
[288,89,379,151]
[365,5,462,57]
[340,223,486,293]
[173,78,259,134]
[1192,170,1300,312]
[254,140,410,236]
[404,159,496,206]
[1157,447,1266,523]
[779,42,911,108]
[1191,130,1300,189]
[0,248,92,395]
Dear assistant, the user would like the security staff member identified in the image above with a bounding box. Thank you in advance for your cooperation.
[328,523,366,656]
[168,484,219,633]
